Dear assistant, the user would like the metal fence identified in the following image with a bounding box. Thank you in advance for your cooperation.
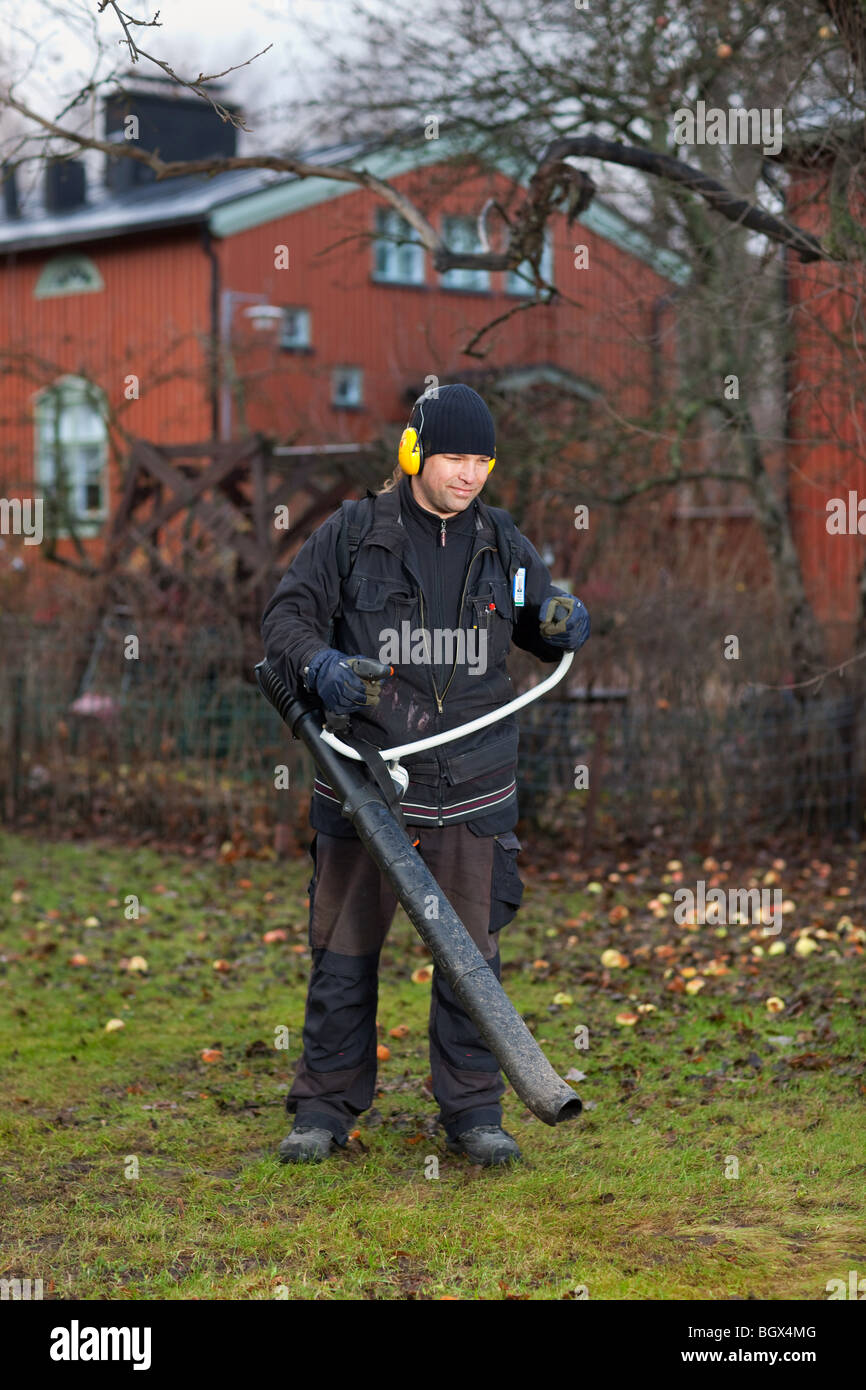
[2,622,863,848]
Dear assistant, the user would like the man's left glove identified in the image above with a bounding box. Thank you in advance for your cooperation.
[539,594,591,651]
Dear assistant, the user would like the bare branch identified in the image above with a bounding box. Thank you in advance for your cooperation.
[540,134,826,263]
[95,1,270,130]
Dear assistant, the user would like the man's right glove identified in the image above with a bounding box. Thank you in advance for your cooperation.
[303,648,382,715]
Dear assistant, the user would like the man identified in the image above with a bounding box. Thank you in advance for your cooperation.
[261,383,590,1166]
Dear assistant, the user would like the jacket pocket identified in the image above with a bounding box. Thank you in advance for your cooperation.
[348,573,415,613]
[489,833,524,934]
[466,577,513,625]
[441,724,518,786]
[466,577,513,666]
[402,755,439,787]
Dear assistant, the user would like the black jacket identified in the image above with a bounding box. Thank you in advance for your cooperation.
[261,473,568,839]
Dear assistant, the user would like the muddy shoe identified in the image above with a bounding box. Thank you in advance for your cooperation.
[277,1125,337,1164]
[446,1125,522,1166]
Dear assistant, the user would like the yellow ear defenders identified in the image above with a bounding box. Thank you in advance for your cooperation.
[398,389,495,476]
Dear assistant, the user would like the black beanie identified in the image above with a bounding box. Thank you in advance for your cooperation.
[410,384,495,470]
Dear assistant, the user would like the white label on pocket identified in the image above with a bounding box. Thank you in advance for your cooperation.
[513,567,526,607]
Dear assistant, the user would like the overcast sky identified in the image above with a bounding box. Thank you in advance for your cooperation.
[3,0,368,153]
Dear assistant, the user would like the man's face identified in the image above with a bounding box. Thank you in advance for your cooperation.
[410,453,492,518]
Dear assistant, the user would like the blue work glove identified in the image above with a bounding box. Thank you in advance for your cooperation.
[539,595,591,650]
[304,648,375,715]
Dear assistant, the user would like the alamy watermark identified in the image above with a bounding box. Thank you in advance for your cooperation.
[0,497,43,545]
[378,622,488,676]
[673,102,783,157]
[674,880,783,936]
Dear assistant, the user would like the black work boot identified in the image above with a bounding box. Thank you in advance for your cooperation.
[446,1125,522,1167]
[277,1125,337,1164]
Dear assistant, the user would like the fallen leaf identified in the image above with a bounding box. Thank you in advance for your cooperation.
[794,936,820,958]
[600,949,629,969]
[200,1048,222,1063]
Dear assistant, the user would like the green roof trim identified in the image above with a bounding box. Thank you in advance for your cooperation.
[577,201,691,285]
[208,142,444,238]
[209,132,690,285]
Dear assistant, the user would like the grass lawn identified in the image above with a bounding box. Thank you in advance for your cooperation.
[0,829,864,1300]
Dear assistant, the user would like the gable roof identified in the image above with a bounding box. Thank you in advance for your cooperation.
[208,132,691,285]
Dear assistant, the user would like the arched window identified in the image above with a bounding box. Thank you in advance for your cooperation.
[34,255,104,299]
[34,377,109,536]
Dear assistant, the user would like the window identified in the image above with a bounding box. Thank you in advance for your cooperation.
[34,376,109,536]
[332,367,363,409]
[373,207,425,284]
[34,255,104,299]
[439,215,490,292]
[505,230,555,295]
[280,307,312,349]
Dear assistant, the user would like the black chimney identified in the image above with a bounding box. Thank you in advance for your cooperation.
[1,162,20,218]
[104,81,240,192]
[44,158,87,213]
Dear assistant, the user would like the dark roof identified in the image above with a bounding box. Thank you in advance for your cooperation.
[0,138,370,254]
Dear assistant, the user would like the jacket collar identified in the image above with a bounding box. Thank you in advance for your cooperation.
[361,482,497,590]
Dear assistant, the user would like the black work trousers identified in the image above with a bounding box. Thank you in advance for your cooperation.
[286,823,524,1143]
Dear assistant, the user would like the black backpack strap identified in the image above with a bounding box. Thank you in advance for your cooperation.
[329,496,376,645]
[485,505,523,594]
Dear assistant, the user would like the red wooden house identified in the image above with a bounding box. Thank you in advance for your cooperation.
[783,130,866,664]
[0,78,685,616]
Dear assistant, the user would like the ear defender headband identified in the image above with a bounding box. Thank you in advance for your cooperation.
[398,386,496,476]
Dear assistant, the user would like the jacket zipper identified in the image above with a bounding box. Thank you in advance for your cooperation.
[414,534,496,827]
[419,544,496,716]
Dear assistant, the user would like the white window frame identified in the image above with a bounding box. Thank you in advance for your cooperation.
[33,376,109,537]
[505,230,555,295]
[34,255,104,299]
[439,215,490,292]
[372,207,426,285]
[280,306,312,349]
[332,367,363,408]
